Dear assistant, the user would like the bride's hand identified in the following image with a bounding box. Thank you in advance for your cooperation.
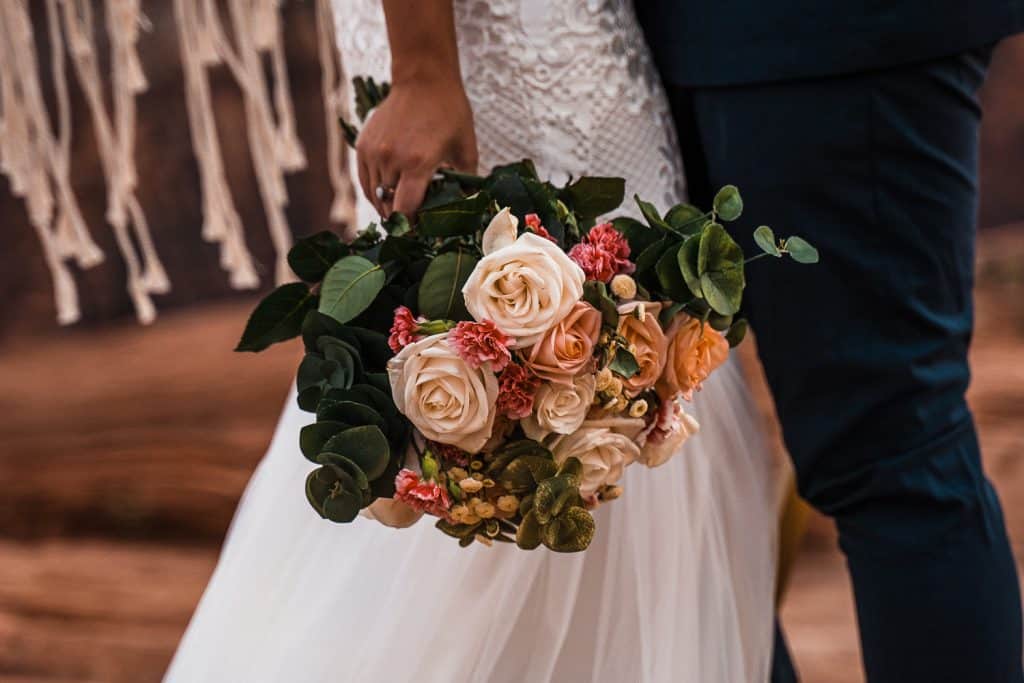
[356,75,478,217]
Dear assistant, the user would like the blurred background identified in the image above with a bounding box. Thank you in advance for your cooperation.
[1,3,1022,681]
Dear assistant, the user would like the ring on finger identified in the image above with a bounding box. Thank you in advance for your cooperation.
[375,184,396,202]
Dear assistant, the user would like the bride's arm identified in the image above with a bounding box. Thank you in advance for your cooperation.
[356,0,478,217]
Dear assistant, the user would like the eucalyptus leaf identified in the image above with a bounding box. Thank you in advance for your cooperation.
[785,236,820,264]
[319,255,386,325]
[299,421,349,462]
[725,318,748,348]
[753,226,781,257]
[236,283,316,352]
[677,234,703,299]
[655,242,690,301]
[320,425,391,480]
[383,211,411,237]
[713,185,743,222]
[418,249,478,321]
[698,223,745,316]
[664,203,705,233]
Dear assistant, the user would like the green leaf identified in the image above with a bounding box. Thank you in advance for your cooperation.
[581,280,618,328]
[299,421,349,462]
[318,256,386,325]
[713,185,743,222]
[287,231,346,282]
[236,283,316,352]
[383,212,411,237]
[698,223,746,316]
[634,194,670,230]
[542,506,595,553]
[656,242,690,301]
[785,236,820,264]
[516,510,543,550]
[635,236,673,275]
[301,311,345,352]
[485,173,533,218]
[522,177,565,241]
[612,217,661,257]
[418,193,491,238]
[609,347,640,379]
[754,226,781,257]
[725,318,748,348]
[665,203,706,233]
[320,425,391,480]
[677,234,703,298]
[565,177,625,221]
[316,399,386,430]
[418,249,479,321]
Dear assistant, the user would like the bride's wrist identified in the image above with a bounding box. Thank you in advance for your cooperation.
[390,59,464,93]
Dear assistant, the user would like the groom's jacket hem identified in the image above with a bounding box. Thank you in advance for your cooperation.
[636,0,1024,87]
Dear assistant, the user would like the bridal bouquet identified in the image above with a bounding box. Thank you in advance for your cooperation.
[236,79,817,553]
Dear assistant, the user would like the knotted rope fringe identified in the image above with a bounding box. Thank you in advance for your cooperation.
[0,0,355,325]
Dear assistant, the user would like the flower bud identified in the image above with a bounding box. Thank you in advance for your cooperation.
[610,274,637,300]
[629,399,649,418]
[497,495,519,513]
[595,367,615,392]
[460,477,484,494]
[448,467,469,482]
[607,377,624,398]
[474,501,497,519]
[600,485,624,501]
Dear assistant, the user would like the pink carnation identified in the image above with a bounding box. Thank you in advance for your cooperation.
[394,468,452,518]
[524,213,557,243]
[447,319,513,371]
[568,222,635,282]
[495,363,541,420]
[388,306,423,353]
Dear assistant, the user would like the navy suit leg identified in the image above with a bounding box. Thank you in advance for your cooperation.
[670,49,1023,682]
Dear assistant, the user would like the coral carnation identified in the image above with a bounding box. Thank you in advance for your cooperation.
[394,468,452,517]
[447,319,513,371]
[495,363,541,420]
[568,222,634,282]
[388,306,423,353]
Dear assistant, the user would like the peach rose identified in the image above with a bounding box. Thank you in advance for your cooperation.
[616,302,668,396]
[523,302,601,384]
[657,314,729,401]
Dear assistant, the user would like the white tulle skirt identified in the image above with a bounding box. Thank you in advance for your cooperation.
[165,357,778,682]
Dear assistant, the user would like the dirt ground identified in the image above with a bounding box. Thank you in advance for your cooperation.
[1,228,1022,683]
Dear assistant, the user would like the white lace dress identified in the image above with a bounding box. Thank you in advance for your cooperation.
[165,2,778,681]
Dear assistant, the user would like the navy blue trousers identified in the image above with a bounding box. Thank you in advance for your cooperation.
[669,49,1023,682]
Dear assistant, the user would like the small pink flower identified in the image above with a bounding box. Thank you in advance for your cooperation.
[524,213,557,243]
[447,319,513,371]
[394,468,452,518]
[388,306,422,353]
[495,363,541,420]
[568,223,634,283]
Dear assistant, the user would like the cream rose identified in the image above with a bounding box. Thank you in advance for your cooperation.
[521,374,597,442]
[616,301,668,396]
[524,301,601,383]
[638,401,700,468]
[387,334,498,453]
[552,421,641,497]
[463,231,585,348]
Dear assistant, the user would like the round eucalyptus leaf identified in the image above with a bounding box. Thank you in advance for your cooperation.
[320,425,391,480]
[713,185,743,222]
[515,510,542,550]
[786,236,820,264]
[677,233,703,299]
[542,507,595,553]
[753,225,781,257]
[299,421,349,462]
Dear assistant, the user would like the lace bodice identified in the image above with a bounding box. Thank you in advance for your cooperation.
[332,0,686,226]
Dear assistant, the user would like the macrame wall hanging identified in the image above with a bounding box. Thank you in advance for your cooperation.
[0,0,355,325]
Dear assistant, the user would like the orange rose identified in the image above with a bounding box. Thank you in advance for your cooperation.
[524,302,601,384]
[657,314,729,401]
[616,302,668,396]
